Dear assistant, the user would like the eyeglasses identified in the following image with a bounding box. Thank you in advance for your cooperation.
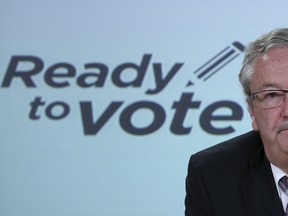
[250,89,288,109]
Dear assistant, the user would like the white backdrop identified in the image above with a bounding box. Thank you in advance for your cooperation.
[1,0,288,215]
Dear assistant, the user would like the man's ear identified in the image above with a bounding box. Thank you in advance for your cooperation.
[251,116,259,131]
[247,99,259,131]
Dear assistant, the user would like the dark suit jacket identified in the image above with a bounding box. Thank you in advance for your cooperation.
[185,130,284,216]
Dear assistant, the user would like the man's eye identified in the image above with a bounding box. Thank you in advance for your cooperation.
[264,91,282,98]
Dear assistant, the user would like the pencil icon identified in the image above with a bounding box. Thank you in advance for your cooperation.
[189,41,245,85]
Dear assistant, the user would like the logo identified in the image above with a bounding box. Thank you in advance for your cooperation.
[1,41,245,136]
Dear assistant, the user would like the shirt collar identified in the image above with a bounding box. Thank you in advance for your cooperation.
[271,162,287,195]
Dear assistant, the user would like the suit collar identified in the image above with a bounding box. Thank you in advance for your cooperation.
[240,141,284,216]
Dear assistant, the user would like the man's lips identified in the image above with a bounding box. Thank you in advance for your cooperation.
[277,122,288,134]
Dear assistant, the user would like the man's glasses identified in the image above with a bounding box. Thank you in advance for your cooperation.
[250,89,288,109]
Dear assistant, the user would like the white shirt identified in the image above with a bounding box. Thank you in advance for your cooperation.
[270,163,288,211]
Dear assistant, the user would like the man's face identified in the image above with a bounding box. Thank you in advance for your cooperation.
[250,47,288,163]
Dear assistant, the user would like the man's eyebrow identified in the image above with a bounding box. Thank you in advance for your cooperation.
[261,82,282,89]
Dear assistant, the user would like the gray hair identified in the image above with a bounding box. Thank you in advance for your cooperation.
[239,28,288,98]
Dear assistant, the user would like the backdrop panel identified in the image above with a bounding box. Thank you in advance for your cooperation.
[1,0,288,215]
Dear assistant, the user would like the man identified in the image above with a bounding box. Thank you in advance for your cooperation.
[185,28,288,216]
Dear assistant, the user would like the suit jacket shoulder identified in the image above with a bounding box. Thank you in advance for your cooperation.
[185,130,283,216]
[194,130,262,171]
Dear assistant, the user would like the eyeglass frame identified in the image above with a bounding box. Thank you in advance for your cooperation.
[249,89,288,109]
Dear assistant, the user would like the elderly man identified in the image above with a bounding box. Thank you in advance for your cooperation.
[185,28,288,216]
